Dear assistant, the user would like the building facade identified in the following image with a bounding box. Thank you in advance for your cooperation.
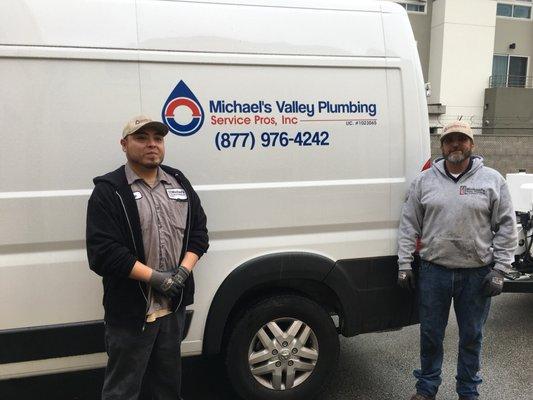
[391,0,533,134]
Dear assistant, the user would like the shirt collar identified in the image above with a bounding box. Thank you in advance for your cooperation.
[124,163,170,186]
[158,168,172,185]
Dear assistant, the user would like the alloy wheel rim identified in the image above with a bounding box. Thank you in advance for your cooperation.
[248,317,319,390]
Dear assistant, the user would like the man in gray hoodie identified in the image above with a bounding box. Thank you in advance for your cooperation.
[397,121,517,400]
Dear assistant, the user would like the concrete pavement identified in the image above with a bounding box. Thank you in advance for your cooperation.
[1,293,531,400]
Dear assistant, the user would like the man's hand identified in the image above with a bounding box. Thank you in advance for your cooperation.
[398,269,415,290]
[172,265,190,288]
[149,270,182,297]
[482,269,505,297]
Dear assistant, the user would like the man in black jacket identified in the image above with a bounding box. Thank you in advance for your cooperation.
[86,115,208,400]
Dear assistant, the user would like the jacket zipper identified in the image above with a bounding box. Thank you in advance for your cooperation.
[115,191,149,331]
[174,174,192,312]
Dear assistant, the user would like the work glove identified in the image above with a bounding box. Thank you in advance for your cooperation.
[397,269,416,290]
[482,269,505,297]
[149,270,182,298]
[172,265,190,288]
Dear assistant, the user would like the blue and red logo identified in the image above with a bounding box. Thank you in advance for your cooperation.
[162,80,204,136]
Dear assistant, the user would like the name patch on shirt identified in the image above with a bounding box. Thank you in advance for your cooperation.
[133,191,143,200]
[166,188,187,201]
[459,186,486,196]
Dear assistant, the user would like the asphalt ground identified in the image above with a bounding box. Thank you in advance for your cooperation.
[1,293,532,400]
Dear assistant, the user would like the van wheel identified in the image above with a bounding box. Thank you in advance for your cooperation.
[225,294,339,400]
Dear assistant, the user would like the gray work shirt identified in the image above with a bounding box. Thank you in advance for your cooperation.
[125,164,188,320]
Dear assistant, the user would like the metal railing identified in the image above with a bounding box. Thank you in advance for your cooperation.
[489,75,533,88]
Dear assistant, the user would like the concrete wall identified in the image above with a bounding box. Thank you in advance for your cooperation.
[483,87,533,134]
[391,0,533,134]
[428,0,497,127]
[494,18,533,68]
[430,134,533,175]
[406,1,433,80]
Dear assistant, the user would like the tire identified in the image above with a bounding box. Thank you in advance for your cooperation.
[225,294,340,400]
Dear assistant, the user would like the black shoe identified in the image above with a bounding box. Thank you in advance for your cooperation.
[410,394,436,400]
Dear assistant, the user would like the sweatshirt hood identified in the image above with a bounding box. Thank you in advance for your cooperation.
[93,165,127,188]
[432,155,484,180]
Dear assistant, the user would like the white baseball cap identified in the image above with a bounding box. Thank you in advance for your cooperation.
[440,120,474,143]
[122,115,169,139]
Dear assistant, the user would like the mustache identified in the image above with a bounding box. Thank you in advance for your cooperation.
[442,149,471,164]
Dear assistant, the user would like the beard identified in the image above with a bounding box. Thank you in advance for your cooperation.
[443,148,471,164]
[126,152,164,170]
[142,158,162,169]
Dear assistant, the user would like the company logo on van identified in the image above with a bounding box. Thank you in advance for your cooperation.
[162,81,205,136]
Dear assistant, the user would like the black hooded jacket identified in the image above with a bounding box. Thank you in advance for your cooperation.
[86,164,209,328]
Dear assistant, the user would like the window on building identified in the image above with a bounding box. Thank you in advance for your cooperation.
[492,55,509,87]
[492,55,529,87]
[513,5,532,18]
[497,3,513,17]
[497,2,532,19]
[509,56,528,87]
[396,2,426,13]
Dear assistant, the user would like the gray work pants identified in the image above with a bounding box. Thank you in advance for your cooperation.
[102,308,186,400]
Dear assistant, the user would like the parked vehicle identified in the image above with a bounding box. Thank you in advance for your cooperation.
[0,1,430,398]
[505,172,533,293]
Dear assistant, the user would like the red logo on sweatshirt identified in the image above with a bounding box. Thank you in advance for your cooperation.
[459,186,486,195]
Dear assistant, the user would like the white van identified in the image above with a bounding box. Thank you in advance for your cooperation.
[0,0,430,398]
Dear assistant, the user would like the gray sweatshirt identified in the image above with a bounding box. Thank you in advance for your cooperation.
[397,156,517,273]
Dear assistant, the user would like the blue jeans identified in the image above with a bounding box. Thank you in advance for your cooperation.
[415,261,491,399]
